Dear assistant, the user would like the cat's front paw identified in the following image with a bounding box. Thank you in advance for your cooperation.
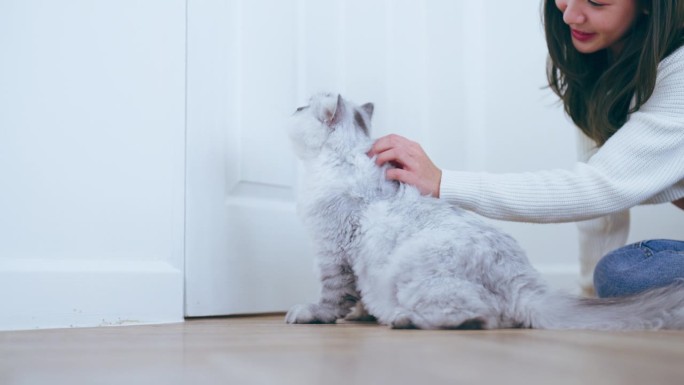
[389,311,417,329]
[285,303,338,324]
[344,302,377,322]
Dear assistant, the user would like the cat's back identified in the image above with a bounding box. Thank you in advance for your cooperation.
[360,183,529,269]
[364,184,481,236]
[360,185,468,258]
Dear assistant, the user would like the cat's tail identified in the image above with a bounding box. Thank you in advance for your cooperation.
[528,279,684,330]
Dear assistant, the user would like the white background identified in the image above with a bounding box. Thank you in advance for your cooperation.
[1,0,682,330]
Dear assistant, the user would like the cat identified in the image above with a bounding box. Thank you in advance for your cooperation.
[285,93,684,330]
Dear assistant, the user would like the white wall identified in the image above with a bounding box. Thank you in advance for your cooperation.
[0,0,186,330]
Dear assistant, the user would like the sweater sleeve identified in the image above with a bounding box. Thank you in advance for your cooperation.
[439,47,684,224]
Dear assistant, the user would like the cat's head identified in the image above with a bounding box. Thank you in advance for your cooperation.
[288,93,374,160]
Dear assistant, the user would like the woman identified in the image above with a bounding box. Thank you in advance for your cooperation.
[368,0,684,298]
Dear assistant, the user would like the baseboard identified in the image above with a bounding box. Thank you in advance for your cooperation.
[0,259,184,331]
[0,260,583,331]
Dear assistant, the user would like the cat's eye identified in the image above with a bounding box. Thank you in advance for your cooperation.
[295,106,309,113]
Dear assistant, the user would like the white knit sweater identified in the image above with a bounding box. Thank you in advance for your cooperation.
[440,45,684,293]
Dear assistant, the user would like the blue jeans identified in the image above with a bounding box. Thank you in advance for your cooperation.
[593,239,684,298]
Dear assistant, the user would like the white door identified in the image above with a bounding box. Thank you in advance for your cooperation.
[185,0,315,316]
[184,0,576,317]
[186,0,576,316]
[184,0,480,316]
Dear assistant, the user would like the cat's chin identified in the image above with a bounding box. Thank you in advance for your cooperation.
[287,115,330,160]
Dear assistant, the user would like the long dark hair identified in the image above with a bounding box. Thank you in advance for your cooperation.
[544,0,684,146]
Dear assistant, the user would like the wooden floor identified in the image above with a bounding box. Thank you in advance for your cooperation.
[1,315,684,385]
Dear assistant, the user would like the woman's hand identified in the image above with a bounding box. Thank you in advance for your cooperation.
[368,134,442,197]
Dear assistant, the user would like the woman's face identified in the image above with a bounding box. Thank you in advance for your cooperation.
[555,0,641,55]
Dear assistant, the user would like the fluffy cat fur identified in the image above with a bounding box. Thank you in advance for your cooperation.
[285,93,684,330]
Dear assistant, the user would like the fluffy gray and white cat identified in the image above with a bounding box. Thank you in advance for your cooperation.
[285,93,684,330]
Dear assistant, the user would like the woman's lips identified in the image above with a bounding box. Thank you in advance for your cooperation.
[571,29,596,42]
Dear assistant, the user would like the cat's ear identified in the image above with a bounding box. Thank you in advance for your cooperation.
[324,94,346,126]
[361,103,374,120]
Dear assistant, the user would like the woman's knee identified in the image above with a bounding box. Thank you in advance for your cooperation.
[593,240,684,298]
[593,243,645,298]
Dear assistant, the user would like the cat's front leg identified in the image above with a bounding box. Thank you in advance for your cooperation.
[286,261,358,324]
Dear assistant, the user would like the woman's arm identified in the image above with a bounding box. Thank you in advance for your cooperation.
[440,50,684,223]
[370,48,684,223]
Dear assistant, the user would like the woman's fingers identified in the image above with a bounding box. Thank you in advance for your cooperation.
[374,148,397,167]
[370,135,413,166]
[369,133,442,197]
[385,167,411,184]
[374,148,417,169]
[368,134,410,158]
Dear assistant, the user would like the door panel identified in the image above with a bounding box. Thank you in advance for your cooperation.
[185,0,493,316]
[185,0,317,316]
